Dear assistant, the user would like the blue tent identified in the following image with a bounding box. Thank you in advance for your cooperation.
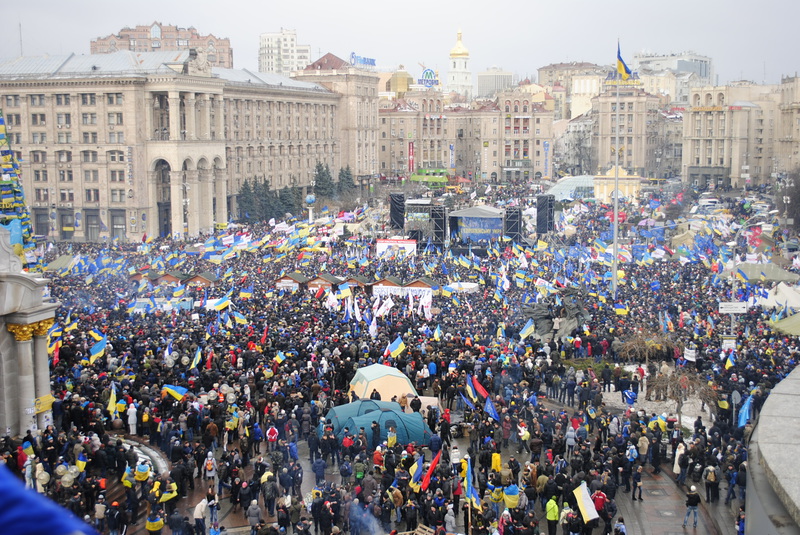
[336,408,433,446]
[323,400,401,437]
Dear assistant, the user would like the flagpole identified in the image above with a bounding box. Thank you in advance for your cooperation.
[612,42,621,299]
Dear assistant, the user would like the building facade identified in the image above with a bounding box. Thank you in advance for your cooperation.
[447,31,472,100]
[681,83,780,189]
[258,28,311,77]
[377,90,555,185]
[632,51,713,86]
[294,54,380,190]
[91,22,233,68]
[591,77,662,177]
[778,76,800,174]
[0,50,339,242]
[477,68,514,98]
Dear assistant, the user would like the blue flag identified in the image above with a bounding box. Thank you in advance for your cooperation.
[484,396,500,421]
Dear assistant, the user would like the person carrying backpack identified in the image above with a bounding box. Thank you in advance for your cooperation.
[340,457,353,485]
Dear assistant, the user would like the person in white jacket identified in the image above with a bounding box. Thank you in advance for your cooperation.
[194,497,208,535]
[127,404,138,435]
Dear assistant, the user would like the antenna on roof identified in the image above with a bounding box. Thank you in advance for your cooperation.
[19,21,23,56]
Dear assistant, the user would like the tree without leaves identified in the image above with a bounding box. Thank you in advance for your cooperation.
[645,369,718,430]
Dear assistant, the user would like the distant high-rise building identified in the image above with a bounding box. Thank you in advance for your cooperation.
[447,30,472,99]
[633,51,713,86]
[258,28,311,76]
[91,22,233,68]
[477,67,514,98]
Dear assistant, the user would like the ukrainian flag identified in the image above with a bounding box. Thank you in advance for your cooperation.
[274,351,286,365]
[233,311,248,325]
[22,441,34,457]
[107,383,118,418]
[64,314,78,332]
[615,303,629,316]
[337,282,352,299]
[239,285,254,299]
[465,374,479,403]
[89,336,108,364]
[725,352,736,370]
[190,347,202,370]
[520,318,535,340]
[408,457,424,492]
[617,43,631,81]
[736,269,748,283]
[463,456,482,510]
[163,384,188,400]
[76,452,88,472]
[388,336,406,358]
[441,286,454,297]
[88,328,105,341]
[434,325,442,342]
[213,292,232,311]
[173,285,186,298]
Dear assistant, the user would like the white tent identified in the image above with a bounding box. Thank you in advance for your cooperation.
[755,282,800,310]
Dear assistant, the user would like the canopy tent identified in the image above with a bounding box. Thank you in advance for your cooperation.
[770,313,800,336]
[754,282,800,310]
[448,205,505,218]
[349,364,418,400]
[722,262,800,283]
[323,400,401,436]
[335,408,433,446]
[670,230,696,249]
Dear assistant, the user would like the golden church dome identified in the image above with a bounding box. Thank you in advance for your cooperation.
[450,30,469,58]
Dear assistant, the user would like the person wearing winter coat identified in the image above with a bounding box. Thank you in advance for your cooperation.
[246,500,263,535]
[445,504,457,533]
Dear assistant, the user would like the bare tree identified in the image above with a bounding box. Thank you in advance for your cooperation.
[645,369,719,429]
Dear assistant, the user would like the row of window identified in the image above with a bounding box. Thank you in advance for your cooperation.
[29,150,125,163]
[5,112,123,126]
[13,132,126,144]
[34,188,127,203]
[4,93,123,107]
[32,169,126,182]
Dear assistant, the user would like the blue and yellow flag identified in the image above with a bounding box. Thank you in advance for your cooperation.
[520,318,535,340]
[408,457,424,492]
[88,328,105,342]
[463,456,482,510]
[274,351,286,365]
[190,347,202,370]
[617,43,631,81]
[76,453,87,472]
[388,336,406,358]
[239,285,254,299]
[89,336,108,364]
[163,384,188,400]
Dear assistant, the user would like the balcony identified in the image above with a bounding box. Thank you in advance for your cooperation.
[506,159,532,169]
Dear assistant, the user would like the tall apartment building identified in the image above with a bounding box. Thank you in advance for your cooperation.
[477,68,514,98]
[591,80,662,177]
[633,51,713,86]
[0,50,340,242]
[91,22,233,68]
[681,83,780,189]
[258,29,311,77]
[447,30,472,100]
[538,62,608,119]
[294,54,380,189]
[778,76,800,174]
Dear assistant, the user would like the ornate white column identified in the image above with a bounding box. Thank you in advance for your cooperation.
[214,170,228,224]
[198,168,214,235]
[184,169,200,238]
[32,319,54,430]
[7,323,36,433]
[185,96,197,141]
[168,92,181,141]
[171,179,184,240]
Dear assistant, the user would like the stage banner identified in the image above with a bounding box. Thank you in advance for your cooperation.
[457,217,503,241]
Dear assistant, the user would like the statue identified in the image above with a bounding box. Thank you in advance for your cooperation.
[187,48,212,76]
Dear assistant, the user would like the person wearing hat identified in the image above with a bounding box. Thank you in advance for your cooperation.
[545,495,559,535]
[683,485,701,528]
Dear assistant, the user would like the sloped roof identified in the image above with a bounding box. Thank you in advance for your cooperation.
[305,53,350,71]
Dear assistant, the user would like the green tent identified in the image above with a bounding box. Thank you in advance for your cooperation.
[336,408,432,446]
[323,400,401,436]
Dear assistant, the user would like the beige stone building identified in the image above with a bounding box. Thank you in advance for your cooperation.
[91,22,233,68]
[681,83,780,189]
[778,76,800,174]
[377,89,555,185]
[0,50,339,242]
[592,79,662,177]
[294,54,380,190]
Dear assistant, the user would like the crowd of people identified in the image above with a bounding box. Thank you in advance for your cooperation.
[2,184,796,535]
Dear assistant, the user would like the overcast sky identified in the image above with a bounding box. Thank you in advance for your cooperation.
[2,0,798,86]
